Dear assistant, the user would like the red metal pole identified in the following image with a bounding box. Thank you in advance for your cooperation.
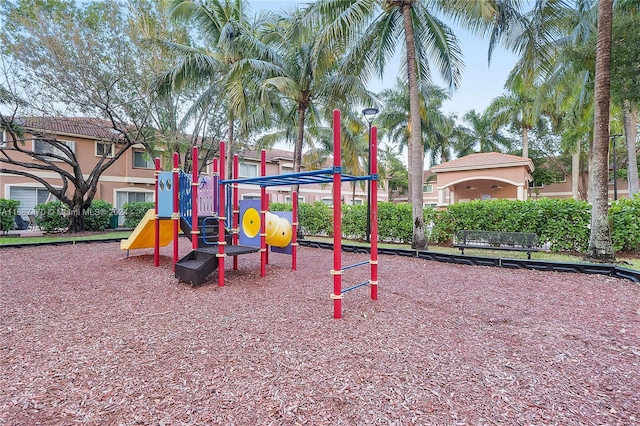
[233,154,239,270]
[332,109,342,319]
[370,126,379,301]
[191,147,199,250]
[292,190,298,271]
[154,157,161,267]
[260,149,267,277]
[172,153,179,271]
[218,142,226,286]
[213,157,219,217]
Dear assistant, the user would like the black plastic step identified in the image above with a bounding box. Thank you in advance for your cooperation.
[175,249,219,286]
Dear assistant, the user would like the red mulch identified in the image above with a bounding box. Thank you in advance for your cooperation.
[1,242,639,425]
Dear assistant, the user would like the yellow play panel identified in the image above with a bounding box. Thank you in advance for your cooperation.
[120,209,174,251]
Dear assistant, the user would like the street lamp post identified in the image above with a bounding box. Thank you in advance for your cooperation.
[610,134,622,200]
[362,107,379,243]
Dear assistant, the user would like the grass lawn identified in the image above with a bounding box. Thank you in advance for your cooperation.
[306,236,640,271]
[0,230,132,245]
[2,231,638,271]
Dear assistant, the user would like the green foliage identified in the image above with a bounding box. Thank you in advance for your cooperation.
[609,195,640,253]
[341,204,366,239]
[432,198,591,252]
[35,201,70,232]
[297,202,333,237]
[123,202,154,228]
[83,199,113,231]
[269,202,292,212]
[0,199,20,232]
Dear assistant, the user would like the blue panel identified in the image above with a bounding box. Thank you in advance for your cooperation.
[157,171,174,218]
[239,199,261,247]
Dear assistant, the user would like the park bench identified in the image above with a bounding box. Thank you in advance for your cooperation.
[454,230,540,259]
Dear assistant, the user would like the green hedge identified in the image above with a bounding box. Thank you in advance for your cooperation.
[123,202,155,228]
[35,201,70,232]
[84,200,113,231]
[269,197,640,255]
[610,194,640,253]
[0,198,20,232]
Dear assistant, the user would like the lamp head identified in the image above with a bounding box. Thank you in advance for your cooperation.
[362,108,379,125]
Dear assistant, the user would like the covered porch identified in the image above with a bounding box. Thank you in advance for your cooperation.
[430,153,534,208]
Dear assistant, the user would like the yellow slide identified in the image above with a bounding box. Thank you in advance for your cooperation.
[120,209,174,251]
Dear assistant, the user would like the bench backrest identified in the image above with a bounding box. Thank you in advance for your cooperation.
[456,230,539,247]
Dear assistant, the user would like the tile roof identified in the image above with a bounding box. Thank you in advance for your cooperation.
[240,147,294,162]
[21,117,121,140]
[430,152,533,172]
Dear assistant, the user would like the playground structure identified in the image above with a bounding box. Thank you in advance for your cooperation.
[121,109,378,319]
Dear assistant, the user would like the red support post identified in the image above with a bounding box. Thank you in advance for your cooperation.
[233,154,239,270]
[218,142,226,286]
[191,147,199,250]
[260,150,267,277]
[292,190,298,271]
[172,153,180,271]
[332,109,342,319]
[370,126,379,301]
[154,158,161,267]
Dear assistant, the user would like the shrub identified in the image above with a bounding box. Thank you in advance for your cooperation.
[378,202,414,243]
[269,202,292,212]
[83,199,113,231]
[430,198,591,252]
[0,198,20,232]
[610,194,640,253]
[123,202,155,228]
[297,201,333,237]
[35,201,70,232]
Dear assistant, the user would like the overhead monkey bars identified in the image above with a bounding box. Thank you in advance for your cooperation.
[217,109,378,319]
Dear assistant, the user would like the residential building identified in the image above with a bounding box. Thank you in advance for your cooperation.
[424,152,630,208]
[1,117,388,225]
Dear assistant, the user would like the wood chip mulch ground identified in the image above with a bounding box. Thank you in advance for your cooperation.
[1,242,639,425]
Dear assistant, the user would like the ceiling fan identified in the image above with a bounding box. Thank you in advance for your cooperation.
[461,183,477,190]
[487,181,504,190]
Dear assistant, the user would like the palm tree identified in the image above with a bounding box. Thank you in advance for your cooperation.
[377,79,451,200]
[158,0,258,177]
[587,0,615,262]
[306,0,469,249]
[486,74,540,158]
[253,9,374,193]
[458,108,514,154]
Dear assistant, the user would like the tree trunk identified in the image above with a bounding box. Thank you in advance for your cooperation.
[587,0,615,262]
[67,194,89,233]
[226,116,234,180]
[293,105,306,195]
[522,127,529,159]
[571,144,580,200]
[623,100,639,196]
[402,4,426,250]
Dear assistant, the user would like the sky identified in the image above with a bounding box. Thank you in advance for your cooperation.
[250,0,519,120]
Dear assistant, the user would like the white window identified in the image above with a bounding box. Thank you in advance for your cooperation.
[284,195,305,204]
[423,184,433,193]
[321,197,333,206]
[133,151,155,169]
[281,166,294,174]
[423,203,437,208]
[242,193,261,200]
[239,163,258,178]
[351,198,363,205]
[33,139,75,161]
[0,130,7,148]
[96,141,114,157]
[9,186,55,219]
[529,181,544,189]
[115,190,154,225]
